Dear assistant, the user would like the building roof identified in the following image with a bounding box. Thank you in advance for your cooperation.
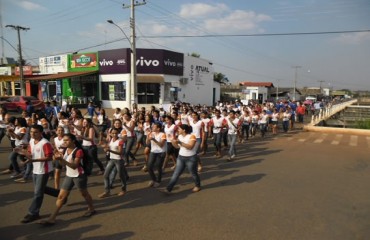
[239,82,274,87]
[25,70,98,81]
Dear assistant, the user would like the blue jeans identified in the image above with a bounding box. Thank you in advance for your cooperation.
[147,152,165,183]
[28,173,50,216]
[241,124,250,140]
[104,159,127,193]
[124,137,136,164]
[9,151,21,174]
[167,155,200,192]
[259,123,267,137]
[282,120,289,132]
[228,134,237,156]
[213,132,222,151]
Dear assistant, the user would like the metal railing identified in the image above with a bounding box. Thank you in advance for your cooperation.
[309,99,358,126]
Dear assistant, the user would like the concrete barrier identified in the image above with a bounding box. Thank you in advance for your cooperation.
[303,125,370,136]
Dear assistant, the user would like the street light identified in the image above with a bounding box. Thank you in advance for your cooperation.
[292,66,301,101]
[5,25,30,96]
[107,19,136,109]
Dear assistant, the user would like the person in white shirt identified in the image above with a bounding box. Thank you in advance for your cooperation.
[146,123,166,188]
[19,125,54,224]
[165,124,201,193]
[226,111,241,161]
[39,133,95,226]
[98,128,127,198]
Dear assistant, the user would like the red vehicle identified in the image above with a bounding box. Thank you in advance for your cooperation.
[1,96,45,113]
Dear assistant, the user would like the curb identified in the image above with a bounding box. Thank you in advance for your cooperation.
[303,125,370,136]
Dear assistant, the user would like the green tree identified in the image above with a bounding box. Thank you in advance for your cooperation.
[190,52,200,58]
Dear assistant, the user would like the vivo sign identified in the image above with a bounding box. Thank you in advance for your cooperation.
[99,48,184,75]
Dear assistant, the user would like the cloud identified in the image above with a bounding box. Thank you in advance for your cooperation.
[179,3,229,18]
[15,1,46,11]
[204,10,272,33]
[334,32,370,45]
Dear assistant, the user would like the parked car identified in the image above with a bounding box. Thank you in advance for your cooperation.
[1,96,45,113]
[0,96,11,109]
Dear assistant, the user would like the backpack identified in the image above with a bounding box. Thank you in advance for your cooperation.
[72,148,93,176]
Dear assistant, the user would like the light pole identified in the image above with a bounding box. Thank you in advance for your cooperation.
[292,66,301,101]
[276,79,281,102]
[107,20,134,108]
[5,25,30,96]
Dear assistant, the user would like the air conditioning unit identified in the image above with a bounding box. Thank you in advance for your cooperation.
[179,78,188,85]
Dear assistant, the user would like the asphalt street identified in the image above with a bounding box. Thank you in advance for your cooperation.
[0,128,369,240]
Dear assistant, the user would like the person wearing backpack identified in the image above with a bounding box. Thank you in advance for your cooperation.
[39,133,96,226]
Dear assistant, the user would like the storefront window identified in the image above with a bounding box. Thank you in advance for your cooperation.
[137,83,160,104]
[101,81,126,101]
[14,82,21,96]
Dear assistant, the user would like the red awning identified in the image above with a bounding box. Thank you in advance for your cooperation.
[25,71,98,81]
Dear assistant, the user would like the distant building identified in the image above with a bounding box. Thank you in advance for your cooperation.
[239,82,274,104]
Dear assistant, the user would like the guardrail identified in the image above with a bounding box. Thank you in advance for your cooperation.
[309,99,358,126]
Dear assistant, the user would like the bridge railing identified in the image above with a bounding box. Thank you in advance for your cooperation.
[309,99,358,126]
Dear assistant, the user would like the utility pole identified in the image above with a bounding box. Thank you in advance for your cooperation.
[318,80,325,93]
[123,0,146,109]
[276,79,281,102]
[5,25,30,96]
[292,66,301,101]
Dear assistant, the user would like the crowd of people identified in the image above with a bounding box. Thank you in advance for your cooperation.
[0,98,308,225]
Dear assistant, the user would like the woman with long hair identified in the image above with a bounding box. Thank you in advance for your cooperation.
[39,133,96,225]
[78,118,105,175]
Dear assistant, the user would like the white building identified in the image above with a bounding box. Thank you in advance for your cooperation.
[99,48,220,109]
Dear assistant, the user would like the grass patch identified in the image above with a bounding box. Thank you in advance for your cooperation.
[354,119,370,129]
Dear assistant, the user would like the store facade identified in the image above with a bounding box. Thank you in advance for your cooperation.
[99,48,220,109]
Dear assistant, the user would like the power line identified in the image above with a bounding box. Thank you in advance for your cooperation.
[137,29,370,39]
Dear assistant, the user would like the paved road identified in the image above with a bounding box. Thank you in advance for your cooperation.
[0,128,369,240]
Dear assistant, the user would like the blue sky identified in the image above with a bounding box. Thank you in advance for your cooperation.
[1,0,370,90]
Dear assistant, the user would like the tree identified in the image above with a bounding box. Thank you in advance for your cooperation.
[214,72,229,84]
[190,52,200,58]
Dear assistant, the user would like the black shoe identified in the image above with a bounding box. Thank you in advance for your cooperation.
[21,214,40,223]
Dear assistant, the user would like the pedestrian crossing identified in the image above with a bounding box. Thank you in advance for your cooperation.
[273,132,370,148]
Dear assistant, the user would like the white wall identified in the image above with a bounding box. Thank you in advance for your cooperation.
[100,74,130,109]
[179,56,215,106]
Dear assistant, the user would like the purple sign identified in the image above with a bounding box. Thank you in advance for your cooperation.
[136,49,183,76]
[99,48,184,76]
[98,48,129,74]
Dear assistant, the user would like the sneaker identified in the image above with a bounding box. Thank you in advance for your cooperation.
[170,165,176,170]
[192,186,201,193]
[197,165,202,172]
[98,192,110,198]
[96,170,104,176]
[141,165,148,172]
[21,214,40,224]
[1,169,12,174]
[10,172,23,179]
[14,178,27,183]
[148,181,154,187]
[231,154,236,159]
[153,182,160,188]
[117,191,126,196]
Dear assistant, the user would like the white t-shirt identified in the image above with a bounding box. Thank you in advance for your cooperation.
[109,138,124,160]
[149,132,166,153]
[178,134,197,157]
